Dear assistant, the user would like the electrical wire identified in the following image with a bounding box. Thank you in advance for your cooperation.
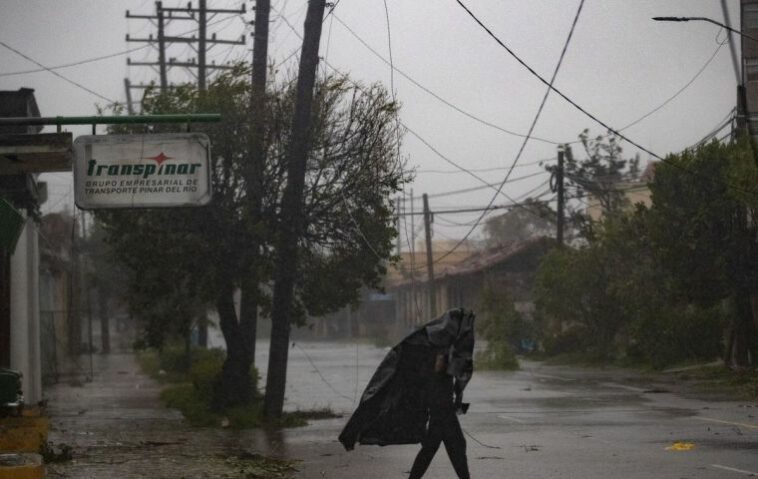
[0,40,117,104]
[618,42,725,132]
[331,14,563,145]
[0,45,151,78]
[0,15,238,78]
[417,157,555,175]
[453,0,661,162]
[433,0,585,265]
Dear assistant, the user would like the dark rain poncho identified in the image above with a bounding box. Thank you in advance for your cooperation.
[339,308,475,450]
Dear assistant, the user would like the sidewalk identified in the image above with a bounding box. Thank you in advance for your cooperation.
[45,353,297,479]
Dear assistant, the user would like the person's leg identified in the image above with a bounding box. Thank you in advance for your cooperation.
[409,417,443,479]
[441,413,470,479]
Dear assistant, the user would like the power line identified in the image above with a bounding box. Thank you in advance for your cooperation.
[0,15,238,79]
[331,13,564,146]
[453,0,662,162]
[0,45,150,78]
[407,170,549,200]
[434,0,585,265]
[618,42,725,131]
[417,157,555,174]
[0,40,117,104]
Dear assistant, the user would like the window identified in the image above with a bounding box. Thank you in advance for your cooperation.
[746,58,758,82]
[745,4,758,30]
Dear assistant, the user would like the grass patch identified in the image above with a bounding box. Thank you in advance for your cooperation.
[139,343,339,429]
[217,452,299,478]
[675,364,758,399]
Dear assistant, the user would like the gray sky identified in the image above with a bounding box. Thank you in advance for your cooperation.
[0,0,739,245]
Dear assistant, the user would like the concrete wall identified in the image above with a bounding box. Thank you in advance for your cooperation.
[10,219,42,405]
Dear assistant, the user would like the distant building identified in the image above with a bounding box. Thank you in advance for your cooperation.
[742,0,758,134]
[387,237,553,338]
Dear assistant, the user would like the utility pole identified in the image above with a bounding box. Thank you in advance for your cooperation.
[556,148,565,246]
[240,0,270,371]
[125,1,245,94]
[422,193,436,317]
[123,79,135,115]
[157,2,168,90]
[198,0,207,91]
[395,195,401,255]
[264,0,327,419]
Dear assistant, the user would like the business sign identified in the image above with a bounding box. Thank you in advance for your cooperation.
[74,133,212,209]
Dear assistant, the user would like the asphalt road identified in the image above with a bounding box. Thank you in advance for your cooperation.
[45,341,757,478]
[267,341,758,479]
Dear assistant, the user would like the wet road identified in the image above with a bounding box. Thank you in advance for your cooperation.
[259,341,758,479]
[46,341,757,478]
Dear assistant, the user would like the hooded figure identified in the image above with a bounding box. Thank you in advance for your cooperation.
[339,308,475,478]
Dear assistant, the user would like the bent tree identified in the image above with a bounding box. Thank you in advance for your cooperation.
[98,66,410,408]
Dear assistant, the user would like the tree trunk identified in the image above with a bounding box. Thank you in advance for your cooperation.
[215,284,253,409]
[197,314,208,348]
[240,278,258,367]
[730,291,757,368]
[97,288,110,354]
[264,0,327,419]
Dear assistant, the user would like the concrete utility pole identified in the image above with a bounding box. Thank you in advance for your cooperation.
[556,148,565,246]
[264,0,327,419]
[240,0,271,368]
[198,0,207,91]
[157,2,167,90]
[123,79,135,115]
[422,193,436,317]
[125,1,245,94]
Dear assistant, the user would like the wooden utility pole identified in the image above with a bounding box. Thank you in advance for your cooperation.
[556,148,565,246]
[264,0,327,419]
[422,193,436,317]
[125,1,245,92]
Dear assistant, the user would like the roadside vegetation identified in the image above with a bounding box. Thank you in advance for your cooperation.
[531,134,758,376]
[137,343,339,429]
[475,288,533,370]
[475,132,758,389]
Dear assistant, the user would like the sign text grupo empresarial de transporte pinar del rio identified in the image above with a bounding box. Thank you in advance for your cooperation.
[73,133,212,209]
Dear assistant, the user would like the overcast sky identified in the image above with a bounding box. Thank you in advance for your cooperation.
[0,0,740,246]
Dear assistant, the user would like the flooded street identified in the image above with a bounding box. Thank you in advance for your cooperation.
[46,341,757,478]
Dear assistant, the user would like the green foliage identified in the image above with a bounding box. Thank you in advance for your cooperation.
[475,288,529,370]
[534,144,747,368]
[535,242,625,360]
[627,304,727,369]
[98,67,411,347]
[646,138,758,366]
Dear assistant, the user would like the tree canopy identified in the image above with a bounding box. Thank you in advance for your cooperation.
[97,66,411,405]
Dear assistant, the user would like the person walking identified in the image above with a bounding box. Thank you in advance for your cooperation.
[339,309,475,479]
[409,350,470,479]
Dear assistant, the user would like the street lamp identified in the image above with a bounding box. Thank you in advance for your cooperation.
[652,16,758,43]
